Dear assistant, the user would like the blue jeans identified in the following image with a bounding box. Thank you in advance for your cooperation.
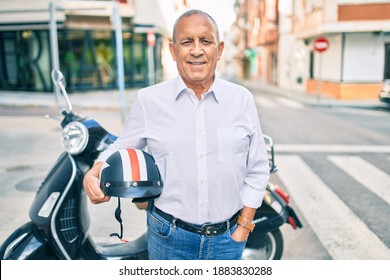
[146,209,246,260]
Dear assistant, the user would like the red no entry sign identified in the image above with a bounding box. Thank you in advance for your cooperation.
[313,37,330,52]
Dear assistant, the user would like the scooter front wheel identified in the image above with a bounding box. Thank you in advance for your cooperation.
[242,229,284,260]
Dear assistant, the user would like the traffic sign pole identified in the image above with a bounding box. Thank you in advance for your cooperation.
[113,2,126,123]
[147,31,156,85]
[313,37,330,102]
[317,54,323,102]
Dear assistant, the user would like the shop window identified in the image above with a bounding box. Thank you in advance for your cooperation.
[0,30,50,91]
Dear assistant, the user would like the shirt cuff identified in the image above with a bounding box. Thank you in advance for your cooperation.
[240,184,266,208]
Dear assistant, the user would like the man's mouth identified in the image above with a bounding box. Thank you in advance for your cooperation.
[188,62,206,66]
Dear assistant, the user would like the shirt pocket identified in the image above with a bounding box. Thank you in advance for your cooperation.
[217,127,249,165]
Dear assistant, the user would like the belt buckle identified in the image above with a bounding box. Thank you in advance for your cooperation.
[203,224,220,236]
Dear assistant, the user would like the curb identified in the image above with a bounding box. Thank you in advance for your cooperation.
[236,80,388,110]
[0,89,139,110]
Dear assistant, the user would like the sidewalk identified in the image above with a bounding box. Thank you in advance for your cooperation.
[0,81,387,110]
[0,88,139,110]
[237,79,388,110]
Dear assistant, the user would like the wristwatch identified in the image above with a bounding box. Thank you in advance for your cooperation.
[237,216,255,232]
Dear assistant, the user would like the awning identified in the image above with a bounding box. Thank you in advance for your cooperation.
[0,0,135,30]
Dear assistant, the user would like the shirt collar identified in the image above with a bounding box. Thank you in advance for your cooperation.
[174,76,221,103]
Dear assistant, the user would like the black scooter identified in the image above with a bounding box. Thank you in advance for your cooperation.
[0,69,302,260]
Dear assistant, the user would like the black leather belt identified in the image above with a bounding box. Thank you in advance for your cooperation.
[152,206,240,236]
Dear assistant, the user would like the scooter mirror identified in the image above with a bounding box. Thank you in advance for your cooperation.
[51,69,66,88]
[51,69,73,112]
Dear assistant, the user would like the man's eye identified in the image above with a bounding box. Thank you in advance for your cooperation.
[202,40,212,45]
[180,41,192,46]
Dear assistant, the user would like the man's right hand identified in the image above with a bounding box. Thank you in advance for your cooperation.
[83,161,110,204]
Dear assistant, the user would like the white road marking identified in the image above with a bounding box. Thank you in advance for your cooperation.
[254,95,305,109]
[328,156,390,205]
[276,155,390,259]
[276,144,390,153]
[275,97,305,109]
[254,95,278,108]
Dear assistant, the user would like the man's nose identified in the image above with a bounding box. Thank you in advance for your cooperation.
[190,41,204,56]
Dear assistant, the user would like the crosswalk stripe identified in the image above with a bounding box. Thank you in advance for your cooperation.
[275,97,305,109]
[276,155,390,259]
[254,95,305,109]
[276,144,390,153]
[328,156,390,205]
[254,95,278,108]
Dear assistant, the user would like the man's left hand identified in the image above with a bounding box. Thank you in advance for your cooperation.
[231,225,251,242]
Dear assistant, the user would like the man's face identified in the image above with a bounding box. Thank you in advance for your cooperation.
[169,14,224,90]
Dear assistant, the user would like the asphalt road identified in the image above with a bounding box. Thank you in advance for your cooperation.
[252,91,390,260]
[1,89,389,260]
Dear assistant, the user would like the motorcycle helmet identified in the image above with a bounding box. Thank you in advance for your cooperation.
[100,148,163,203]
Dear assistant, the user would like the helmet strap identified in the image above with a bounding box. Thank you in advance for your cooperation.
[110,197,128,242]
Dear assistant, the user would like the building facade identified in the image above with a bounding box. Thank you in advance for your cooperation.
[232,0,279,84]
[233,0,390,100]
[279,0,390,99]
[0,0,187,93]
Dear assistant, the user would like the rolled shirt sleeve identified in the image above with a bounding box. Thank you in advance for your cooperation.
[241,95,270,208]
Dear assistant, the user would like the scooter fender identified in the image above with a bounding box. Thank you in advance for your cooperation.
[0,222,56,260]
[28,152,90,259]
[29,152,75,231]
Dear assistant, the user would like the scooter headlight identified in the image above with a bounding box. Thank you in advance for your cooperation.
[62,121,89,155]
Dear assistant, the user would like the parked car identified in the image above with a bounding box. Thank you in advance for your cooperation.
[379,79,390,104]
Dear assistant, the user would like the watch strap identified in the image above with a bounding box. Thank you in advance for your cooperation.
[237,216,255,232]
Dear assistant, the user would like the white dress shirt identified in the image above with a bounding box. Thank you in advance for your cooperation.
[98,76,270,224]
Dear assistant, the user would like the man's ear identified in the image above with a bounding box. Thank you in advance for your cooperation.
[217,41,225,60]
[169,42,177,61]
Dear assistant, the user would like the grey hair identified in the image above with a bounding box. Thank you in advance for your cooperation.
[172,9,220,44]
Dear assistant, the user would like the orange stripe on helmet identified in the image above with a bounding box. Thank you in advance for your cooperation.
[127,149,140,181]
